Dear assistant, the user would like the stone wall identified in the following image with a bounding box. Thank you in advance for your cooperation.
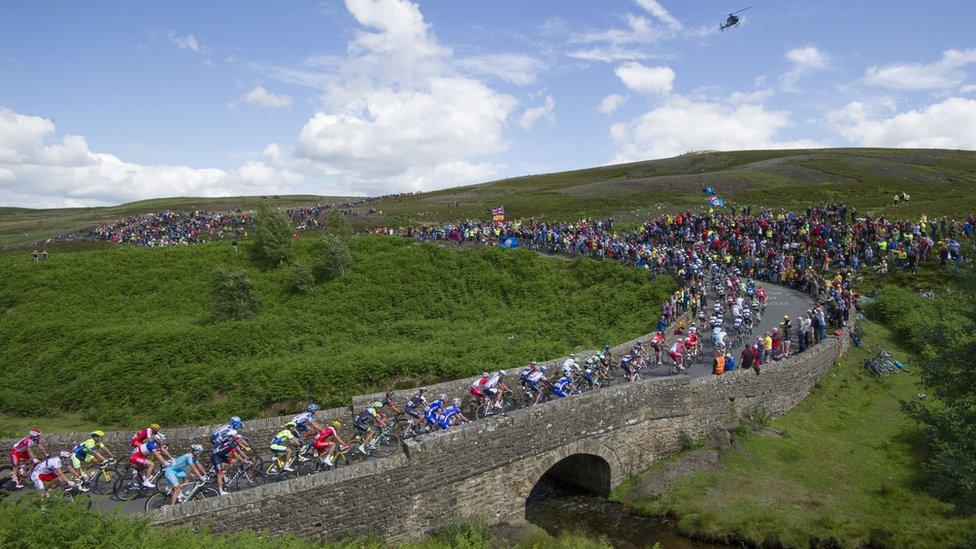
[147,331,847,542]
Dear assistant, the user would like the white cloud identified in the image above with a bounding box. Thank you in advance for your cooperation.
[598,94,629,114]
[610,95,819,162]
[228,86,294,110]
[827,97,976,148]
[455,53,546,86]
[289,0,519,194]
[961,84,976,94]
[729,88,775,104]
[864,48,976,90]
[168,31,208,54]
[568,14,667,62]
[518,96,555,130]
[615,62,674,94]
[0,107,317,208]
[633,0,682,30]
[780,46,828,91]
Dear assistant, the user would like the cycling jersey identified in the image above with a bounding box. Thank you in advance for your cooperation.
[404,394,426,418]
[553,376,572,397]
[34,456,62,475]
[291,412,314,432]
[164,453,197,486]
[130,427,154,448]
[436,405,462,430]
[669,341,685,355]
[11,436,37,454]
[314,426,337,443]
[470,375,489,396]
[270,429,295,451]
[129,440,159,467]
[423,400,444,425]
[211,423,236,446]
[687,334,699,347]
[72,438,103,460]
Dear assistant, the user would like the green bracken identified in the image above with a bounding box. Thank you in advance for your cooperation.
[0,236,674,428]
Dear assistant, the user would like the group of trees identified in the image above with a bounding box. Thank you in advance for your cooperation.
[211,204,353,321]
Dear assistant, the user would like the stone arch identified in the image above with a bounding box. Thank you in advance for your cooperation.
[526,453,612,503]
[516,439,623,518]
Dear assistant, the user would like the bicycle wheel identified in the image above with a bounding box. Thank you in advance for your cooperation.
[374,434,401,458]
[113,470,146,501]
[0,465,15,492]
[66,490,93,510]
[90,465,117,495]
[145,492,170,512]
[296,459,319,477]
[474,403,489,420]
[192,487,220,500]
[232,464,260,491]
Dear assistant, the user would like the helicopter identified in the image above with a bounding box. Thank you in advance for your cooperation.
[720,7,751,31]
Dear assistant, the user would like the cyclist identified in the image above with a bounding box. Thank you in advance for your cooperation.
[131,423,161,448]
[686,328,700,360]
[620,355,636,382]
[553,372,575,395]
[353,401,387,453]
[423,394,447,429]
[714,328,729,352]
[31,451,81,494]
[668,339,686,371]
[312,420,350,467]
[211,433,249,496]
[378,392,403,416]
[269,422,302,472]
[71,430,114,481]
[291,404,324,440]
[436,398,469,430]
[469,372,492,400]
[130,433,172,488]
[650,331,665,365]
[524,364,548,404]
[164,444,207,505]
[9,428,46,489]
[403,388,430,434]
[757,286,767,307]
[211,416,244,447]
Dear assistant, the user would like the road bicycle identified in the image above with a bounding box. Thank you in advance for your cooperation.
[74,458,118,495]
[254,445,310,482]
[350,422,401,459]
[0,458,41,494]
[473,387,520,420]
[296,444,355,476]
[144,475,218,511]
[112,462,165,501]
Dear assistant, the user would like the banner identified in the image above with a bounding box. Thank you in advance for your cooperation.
[492,206,505,221]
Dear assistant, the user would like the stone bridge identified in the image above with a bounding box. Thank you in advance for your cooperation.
[145,328,848,542]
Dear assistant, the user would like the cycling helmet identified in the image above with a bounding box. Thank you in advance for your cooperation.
[150,423,160,430]
[307,403,319,413]
[59,450,72,459]
[190,444,204,453]
[452,398,461,406]
[331,419,342,428]
[418,387,428,394]
[498,369,507,376]
[91,430,105,438]
[29,429,42,438]
[230,416,243,428]
[481,372,489,378]
[155,433,166,442]
[437,394,447,402]
[540,365,549,373]
[285,421,298,429]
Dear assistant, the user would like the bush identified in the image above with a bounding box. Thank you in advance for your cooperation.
[211,267,260,320]
[325,208,353,243]
[251,202,294,267]
[283,262,316,294]
[312,236,352,282]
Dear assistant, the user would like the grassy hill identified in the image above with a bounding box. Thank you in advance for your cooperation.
[0,195,348,247]
[0,236,674,429]
[369,148,976,225]
[3,148,975,249]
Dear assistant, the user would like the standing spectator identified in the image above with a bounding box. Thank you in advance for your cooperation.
[31,249,38,263]
[725,352,736,373]
[740,345,755,371]
[763,332,773,363]
[816,307,827,341]
[781,316,792,357]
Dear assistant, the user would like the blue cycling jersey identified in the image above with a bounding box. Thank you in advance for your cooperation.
[167,453,197,473]
[423,400,443,422]
[553,376,572,397]
[437,405,461,429]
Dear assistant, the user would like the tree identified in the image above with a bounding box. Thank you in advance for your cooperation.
[251,202,294,267]
[312,235,352,282]
[325,208,353,243]
[211,267,260,320]
[284,261,315,294]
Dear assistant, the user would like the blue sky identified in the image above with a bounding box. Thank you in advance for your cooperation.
[1,0,975,207]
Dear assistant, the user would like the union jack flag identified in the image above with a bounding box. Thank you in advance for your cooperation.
[491,206,505,221]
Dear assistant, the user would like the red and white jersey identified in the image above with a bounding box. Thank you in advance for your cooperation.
[314,427,338,442]
[652,333,664,345]
[34,456,62,475]
[669,341,685,354]
[470,376,489,390]
[131,427,155,447]
[131,441,159,458]
[12,436,37,453]
[686,333,699,346]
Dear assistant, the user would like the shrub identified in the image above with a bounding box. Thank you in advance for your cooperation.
[325,208,353,243]
[211,267,260,320]
[251,202,294,267]
[284,262,316,294]
[312,236,352,282]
